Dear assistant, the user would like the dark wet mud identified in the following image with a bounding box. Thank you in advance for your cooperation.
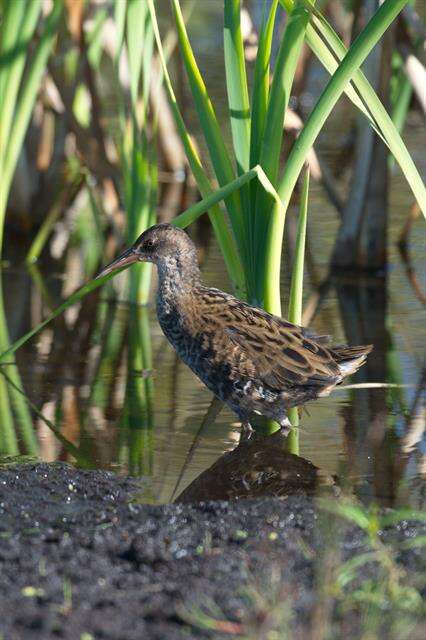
[0,463,424,640]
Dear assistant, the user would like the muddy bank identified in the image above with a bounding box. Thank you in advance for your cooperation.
[0,463,424,640]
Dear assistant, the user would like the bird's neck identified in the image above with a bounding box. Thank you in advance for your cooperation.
[156,255,201,315]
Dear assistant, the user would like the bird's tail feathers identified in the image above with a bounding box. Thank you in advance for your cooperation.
[331,344,373,377]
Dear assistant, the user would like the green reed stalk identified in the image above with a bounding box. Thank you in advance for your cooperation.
[281,0,382,126]
[285,0,410,180]
[280,0,426,217]
[0,305,38,455]
[123,307,154,475]
[0,1,62,249]
[154,0,311,305]
[249,0,278,171]
[224,0,252,260]
[286,168,310,455]
[0,277,38,454]
[254,0,310,307]
[171,0,248,274]
[0,0,41,182]
[148,0,245,295]
[126,308,154,428]
[88,302,127,412]
[257,1,309,187]
[264,0,415,314]
[0,370,18,455]
[248,0,278,281]
[0,0,27,115]
[224,0,251,176]
[118,0,156,305]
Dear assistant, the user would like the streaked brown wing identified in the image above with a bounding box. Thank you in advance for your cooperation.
[197,290,341,390]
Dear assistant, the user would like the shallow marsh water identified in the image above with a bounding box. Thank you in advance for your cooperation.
[3,143,425,508]
[1,6,425,510]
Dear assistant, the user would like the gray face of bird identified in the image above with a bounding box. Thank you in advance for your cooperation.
[96,224,200,282]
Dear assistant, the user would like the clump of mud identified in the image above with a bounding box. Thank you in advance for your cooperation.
[0,463,423,639]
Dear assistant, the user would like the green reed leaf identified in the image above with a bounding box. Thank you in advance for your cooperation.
[254,0,310,304]
[224,0,251,175]
[288,167,309,326]
[280,0,426,217]
[171,0,248,264]
[249,0,278,169]
[148,0,245,294]
[0,0,41,177]
[286,168,309,451]
[264,0,414,317]
[0,1,62,249]
[248,0,278,295]
[126,0,148,109]
[114,0,127,62]
[259,1,309,190]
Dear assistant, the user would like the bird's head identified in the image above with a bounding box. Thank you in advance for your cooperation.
[96,224,199,280]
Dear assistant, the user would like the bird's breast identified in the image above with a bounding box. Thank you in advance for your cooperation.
[156,300,236,399]
[157,298,201,361]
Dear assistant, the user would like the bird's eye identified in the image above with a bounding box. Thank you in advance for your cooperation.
[144,239,154,250]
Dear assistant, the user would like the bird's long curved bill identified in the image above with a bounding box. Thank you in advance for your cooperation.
[96,247,138,279]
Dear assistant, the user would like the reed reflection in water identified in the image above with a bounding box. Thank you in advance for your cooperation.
[0,239,424,509]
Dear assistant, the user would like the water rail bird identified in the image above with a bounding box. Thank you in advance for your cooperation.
[97,224,372,435]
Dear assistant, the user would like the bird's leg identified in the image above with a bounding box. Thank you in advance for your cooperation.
[240,420,254,441]
[278,415,292,437]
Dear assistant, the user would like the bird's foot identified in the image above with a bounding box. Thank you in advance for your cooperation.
[278,416,292,438]
[241,421,254,441]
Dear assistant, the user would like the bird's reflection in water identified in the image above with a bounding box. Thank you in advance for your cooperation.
[175,430,337,503]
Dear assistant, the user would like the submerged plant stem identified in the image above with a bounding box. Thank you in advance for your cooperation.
[286,168,310,454]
